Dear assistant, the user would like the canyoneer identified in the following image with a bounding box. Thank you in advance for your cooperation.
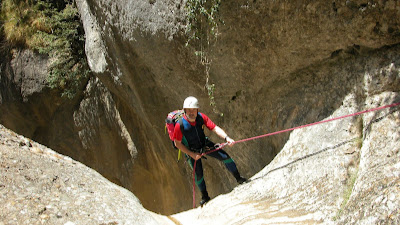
[173,96,247,206]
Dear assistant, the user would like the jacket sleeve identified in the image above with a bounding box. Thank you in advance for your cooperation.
[200,113,216,130]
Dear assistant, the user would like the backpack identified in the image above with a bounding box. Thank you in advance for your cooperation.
[165,110,185,161]
[165,110,184,141]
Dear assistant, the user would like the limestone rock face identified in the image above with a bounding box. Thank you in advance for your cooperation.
[74,0,400,214]
[1,91,399,224]
[1,0,400,216]
[0,124,163,225]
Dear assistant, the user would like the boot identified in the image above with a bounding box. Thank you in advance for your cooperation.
[233,171,247,184]
[200,190,210,206]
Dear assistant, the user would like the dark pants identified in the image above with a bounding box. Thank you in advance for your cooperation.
[187,140,238,192]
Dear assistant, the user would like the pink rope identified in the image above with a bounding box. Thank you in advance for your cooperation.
[235,102,400,144]
[192,160,197,208]
[191,101,400,208]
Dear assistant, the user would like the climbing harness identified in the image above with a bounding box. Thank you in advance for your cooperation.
[191,101,400,208]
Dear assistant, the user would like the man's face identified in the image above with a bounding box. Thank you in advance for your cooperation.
[185,108,198,121]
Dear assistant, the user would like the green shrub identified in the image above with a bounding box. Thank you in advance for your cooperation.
[1,0,89,99]
[185,0,224,113]
[185,0,222,47]
[334,168,358,221]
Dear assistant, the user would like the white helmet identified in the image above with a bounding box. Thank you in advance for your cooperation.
[183,96,199,109]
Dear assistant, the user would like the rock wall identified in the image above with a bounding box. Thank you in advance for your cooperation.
[1,65,399,224]
[0,49,72,161]
[0,124,164,225]
[74,0,400,214]
[0,47,193,214]
[1,0,400,215]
